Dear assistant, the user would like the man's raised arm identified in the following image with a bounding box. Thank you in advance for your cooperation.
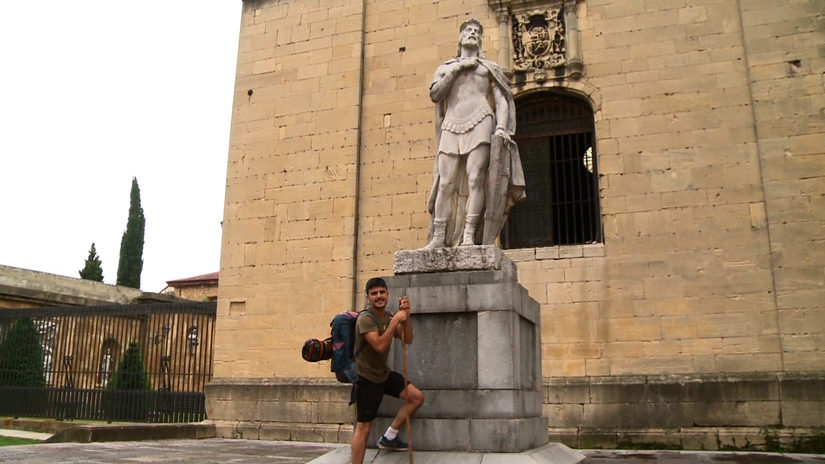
[364,310,408,354]
[429,60,476,102]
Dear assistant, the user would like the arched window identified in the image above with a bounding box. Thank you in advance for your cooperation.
[503,92,602,249]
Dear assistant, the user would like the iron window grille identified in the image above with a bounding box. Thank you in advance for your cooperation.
[503,92,602,249]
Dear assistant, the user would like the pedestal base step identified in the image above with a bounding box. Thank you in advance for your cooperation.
[367,416,549,453]
[308,443,585,464]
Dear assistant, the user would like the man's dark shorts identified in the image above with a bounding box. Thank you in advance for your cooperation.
[355,371,407,423]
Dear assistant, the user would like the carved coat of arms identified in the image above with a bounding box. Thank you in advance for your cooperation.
[512,10,565,72]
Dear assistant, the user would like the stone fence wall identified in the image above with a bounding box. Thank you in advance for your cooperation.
[206,372,825,451]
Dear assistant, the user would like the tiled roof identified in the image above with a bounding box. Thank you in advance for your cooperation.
[165,272,219,286]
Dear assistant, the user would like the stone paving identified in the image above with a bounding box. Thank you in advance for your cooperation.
[0,439,340,463]
[0,439,823,464]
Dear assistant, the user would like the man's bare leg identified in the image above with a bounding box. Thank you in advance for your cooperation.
[389,383,425,431]
[424,153,461,249]
[352,421,372,464]
[460,144,491,245]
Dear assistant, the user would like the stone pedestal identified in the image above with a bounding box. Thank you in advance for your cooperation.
[366,246,547,453]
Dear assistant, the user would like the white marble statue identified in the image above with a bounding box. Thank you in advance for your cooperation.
[424,19,526,249]
[99,348,113,387]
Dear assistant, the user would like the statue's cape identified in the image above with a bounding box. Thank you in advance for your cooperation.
[427,58,526,246]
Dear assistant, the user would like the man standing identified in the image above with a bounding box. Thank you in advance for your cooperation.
[425,19,526,248]
[351,278,425,463]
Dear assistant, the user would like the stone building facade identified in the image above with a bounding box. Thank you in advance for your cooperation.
[163,272,220,302]
[208,0,825,450]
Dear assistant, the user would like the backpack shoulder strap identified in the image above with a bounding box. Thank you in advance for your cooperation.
[361,308,381,327]
[353,309,383,358]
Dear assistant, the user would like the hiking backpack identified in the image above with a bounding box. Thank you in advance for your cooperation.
[329,309,380,383]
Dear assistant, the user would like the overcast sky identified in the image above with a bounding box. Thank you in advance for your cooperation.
[0,1,242,292]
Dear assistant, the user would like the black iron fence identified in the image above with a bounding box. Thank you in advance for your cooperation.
[0,302,216,423]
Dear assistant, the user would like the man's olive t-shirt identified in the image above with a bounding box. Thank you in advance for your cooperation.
[354,309,396,383]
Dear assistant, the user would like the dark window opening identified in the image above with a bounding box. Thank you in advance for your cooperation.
[503,92,602,249]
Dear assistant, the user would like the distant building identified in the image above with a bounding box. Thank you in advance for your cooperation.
[0,264,188,308]
[162,272,219,302]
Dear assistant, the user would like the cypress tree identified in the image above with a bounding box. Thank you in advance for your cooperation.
[107,341,152,392]
[116,177,145,289]
[105,341,153,421]
[79,242,104,282]
[0,318,45,388]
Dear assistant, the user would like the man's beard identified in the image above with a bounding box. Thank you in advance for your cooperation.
[460,37,480,50]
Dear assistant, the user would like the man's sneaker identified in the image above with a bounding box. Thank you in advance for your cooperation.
[377,435,409,451]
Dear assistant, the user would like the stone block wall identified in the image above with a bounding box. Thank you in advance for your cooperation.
[544,373,825,451]
[206,378,354,443]
[530,0,778,379]
[739,0,825,372]
[173,284,217,302]
[0,264,144,308]
[216,0,367,380]
[500,0,824,380]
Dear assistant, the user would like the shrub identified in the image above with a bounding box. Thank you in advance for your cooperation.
[0,318,46,416]
[104,341,153,421]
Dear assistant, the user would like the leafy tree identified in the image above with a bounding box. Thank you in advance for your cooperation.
[104,341,153,421]
[78,242,104,282]
[116,177,145,289]
[0,318,46,416]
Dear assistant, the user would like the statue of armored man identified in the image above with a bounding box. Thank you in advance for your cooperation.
[424,19,526,249]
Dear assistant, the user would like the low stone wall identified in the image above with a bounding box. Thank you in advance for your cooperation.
[46,423,216,443]
[206,372,825,452]
[545,372,825,452]
[205,378,354,443]
[0,418,84,435]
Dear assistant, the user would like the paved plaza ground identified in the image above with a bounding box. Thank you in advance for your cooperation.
[0,438,823,464]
